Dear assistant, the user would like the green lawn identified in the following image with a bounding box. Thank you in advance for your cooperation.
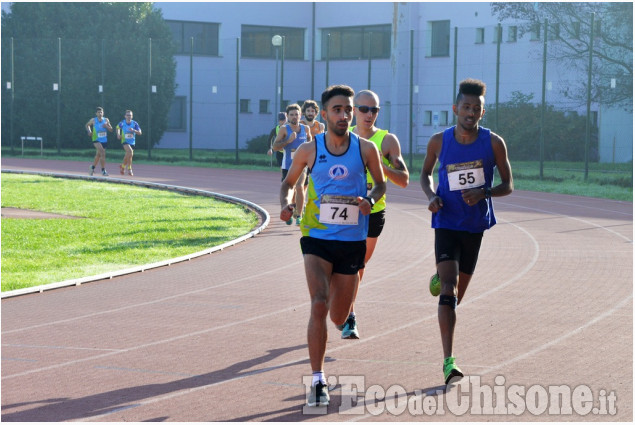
[1,173,258,291]
[5,147,632,201]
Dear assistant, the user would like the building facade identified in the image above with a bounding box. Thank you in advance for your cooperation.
[155,2,632,163]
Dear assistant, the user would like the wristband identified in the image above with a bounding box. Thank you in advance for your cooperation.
[363,196,375,207]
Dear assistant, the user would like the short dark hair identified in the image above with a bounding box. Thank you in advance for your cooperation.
[96,107,103,112]
[302,99,319,113]
[286,103,301,114]
[321,84,355,109]
[456,79,486,104]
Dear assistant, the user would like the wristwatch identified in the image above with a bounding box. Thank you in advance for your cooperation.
[484,187,492,199]
[363,196,375,207]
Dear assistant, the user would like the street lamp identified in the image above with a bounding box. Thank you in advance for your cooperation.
[272,35,282,122]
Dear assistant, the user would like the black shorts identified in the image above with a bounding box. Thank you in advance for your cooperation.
[367,209,386,238]
[434,228,484,275]
[282,167,309,185]
[300,236,366,275]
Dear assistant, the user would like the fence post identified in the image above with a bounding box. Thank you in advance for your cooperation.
[408,29,414,170]
[540,19,548,179]
[495,23,501,133]
[584,13,595,181]
[189,36,194,161]
[56,37,61,154]
[235,37,240,163]
[147,37,152,160]
[10,37,15,154]
[367,32,372,90]
[452,27,458,125]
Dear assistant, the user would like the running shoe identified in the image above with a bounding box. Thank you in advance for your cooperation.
[120,164,125,175]
[286,218,293,225]
[429,272,441,296]
[127,168,134,176]
[295,216,302,225]
[101,169,109,176]
[341,315,359,339]
[89,165,95,176]
[307,381,329,407]
[443,357,464,385]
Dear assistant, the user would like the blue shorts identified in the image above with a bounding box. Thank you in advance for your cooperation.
[300,236,366,275]
[123,142,135,149]
[93,141,107,149]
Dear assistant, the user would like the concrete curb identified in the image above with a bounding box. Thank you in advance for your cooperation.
[1,170,270,299]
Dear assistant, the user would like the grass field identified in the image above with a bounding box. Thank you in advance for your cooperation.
[1,173,258,292]
[4,147,633,201]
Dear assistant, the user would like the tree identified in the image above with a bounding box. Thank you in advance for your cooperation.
[488,91,597,162]
[1,2,176,151]
[491,2,633,113]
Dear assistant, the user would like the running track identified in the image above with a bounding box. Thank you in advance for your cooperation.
[1,158,632,421]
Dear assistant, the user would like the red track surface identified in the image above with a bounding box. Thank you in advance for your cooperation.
[1,158,632,421]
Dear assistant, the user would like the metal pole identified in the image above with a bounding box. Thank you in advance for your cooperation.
[56,37,61,154]
[585,13,595,181]
[101,39,105,108]
[274,46,279,123]
[408,30,414,171]
[189,37,194,160]
[452,27,458,124]
[326,33,330,88]
[540,19,547,179]
[367,32,372,89]
[311,2,315,99]
[495,23,501,133]
[147,38,152,159]
[235,38,240,163]
[10,37,14,154]
[280,36,285,111]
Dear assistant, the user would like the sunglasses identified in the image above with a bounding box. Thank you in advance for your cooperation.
[355,105,380,114]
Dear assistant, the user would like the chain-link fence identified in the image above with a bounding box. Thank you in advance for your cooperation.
[2,19,632,175]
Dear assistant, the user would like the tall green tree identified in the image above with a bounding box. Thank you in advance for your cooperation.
[491,2,633,113]
[1,2,176,151]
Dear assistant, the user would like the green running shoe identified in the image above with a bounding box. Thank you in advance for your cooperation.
[307,381,330,407]
[443,357,464,384]
[429,272,441,296]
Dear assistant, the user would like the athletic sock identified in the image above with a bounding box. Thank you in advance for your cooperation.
[312,371,325,385]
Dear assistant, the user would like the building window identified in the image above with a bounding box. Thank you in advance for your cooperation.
[259,99,270,114]
[428,20,450,57]
[240,99,251,113]
[590,110,598,126]
[321,24,391,60]
[548,23,560,41]
[507,26,517,42]
[530,23,541,41]
[475,28,485,44]
[167,96,186,131]
[571,21,581,39]
[439,110,448,126]
[241,25,304,59]
[492,26,502,43]
[423,111,432,126]
[593,19,602,37]
[166,20,219,56]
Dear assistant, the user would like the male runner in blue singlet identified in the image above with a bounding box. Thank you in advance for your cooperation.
[420,78,513,385]
[280,85,386,407]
